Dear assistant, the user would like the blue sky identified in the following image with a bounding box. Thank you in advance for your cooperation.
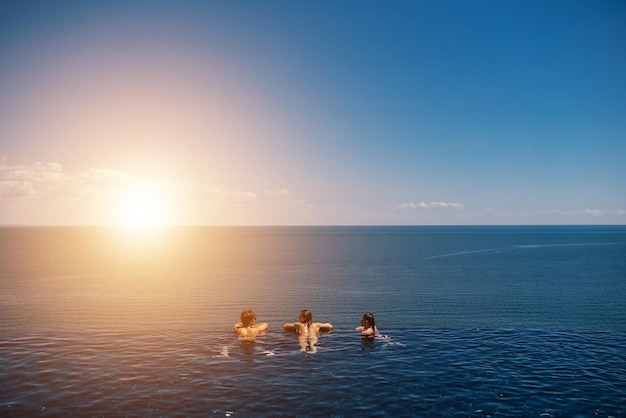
[0,1,624,225]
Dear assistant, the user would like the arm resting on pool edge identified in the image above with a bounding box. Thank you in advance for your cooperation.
[283,322,304,333]
[235,322,269,336]
[315,323,333,332]
[284,322,332,333]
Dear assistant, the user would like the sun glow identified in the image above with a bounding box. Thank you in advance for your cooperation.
[114,187,170,229]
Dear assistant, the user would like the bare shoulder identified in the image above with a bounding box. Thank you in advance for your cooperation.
[235,323,268,336]
[253,322,269,332]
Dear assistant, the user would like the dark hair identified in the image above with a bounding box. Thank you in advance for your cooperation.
[299,309,313,328]
[361,312,376,330]
[240,309,256,327]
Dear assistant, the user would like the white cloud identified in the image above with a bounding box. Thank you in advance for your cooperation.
[0,159,69,198]
[582,209,603,217]
[397,201,464,210]
[264,189,290,197]
[0,180,36,197]
[6,155,619,225]
[0,156,302,224]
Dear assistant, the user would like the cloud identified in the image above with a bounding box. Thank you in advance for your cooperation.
[582,209,603,217]
[397,201,464,210]
[0,157,141,202]
[1,156,317,224]
[7,155,619,225]
[264,189,290,197]
[0,158,69,198]
[0,179,36,197]
[0,156,165,205]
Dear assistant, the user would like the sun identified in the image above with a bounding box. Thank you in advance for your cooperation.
[114,188,169,229]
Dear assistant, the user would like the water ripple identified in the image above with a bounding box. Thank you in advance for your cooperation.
[3,329,623,417]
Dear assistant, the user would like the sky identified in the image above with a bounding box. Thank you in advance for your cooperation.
[0,0,624,226]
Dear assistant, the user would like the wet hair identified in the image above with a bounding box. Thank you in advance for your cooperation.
[240,309,256,327]
[299,309,313,328]
[361,312,376,330]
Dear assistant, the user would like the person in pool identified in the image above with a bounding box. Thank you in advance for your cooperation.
[283,309,333,334]
[283,309,333,353]
[356,312,379,337]
[234,309,268,340]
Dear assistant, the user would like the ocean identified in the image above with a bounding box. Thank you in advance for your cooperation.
[1,225,625,417]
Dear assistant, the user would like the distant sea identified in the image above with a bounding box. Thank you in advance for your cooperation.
[1,226,625,416]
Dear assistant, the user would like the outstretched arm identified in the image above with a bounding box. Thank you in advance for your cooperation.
[284,322,305,333]
[283,322,297,332]
[316,322,333,333]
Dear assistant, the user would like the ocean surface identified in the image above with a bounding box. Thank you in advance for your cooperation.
[1,225,625,417]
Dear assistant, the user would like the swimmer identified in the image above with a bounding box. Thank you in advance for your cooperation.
[234,309,268,341]
[283,309,333,334]
[283,309,333,353]
[356,312,379,337]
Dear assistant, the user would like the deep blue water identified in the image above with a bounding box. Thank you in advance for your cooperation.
[1,225,625,416]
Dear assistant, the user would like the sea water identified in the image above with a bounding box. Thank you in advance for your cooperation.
[1,226,625,416]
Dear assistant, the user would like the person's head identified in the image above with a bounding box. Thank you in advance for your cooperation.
[298,309,313,325]
[361,312,376,330]
[240,309,256,327]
